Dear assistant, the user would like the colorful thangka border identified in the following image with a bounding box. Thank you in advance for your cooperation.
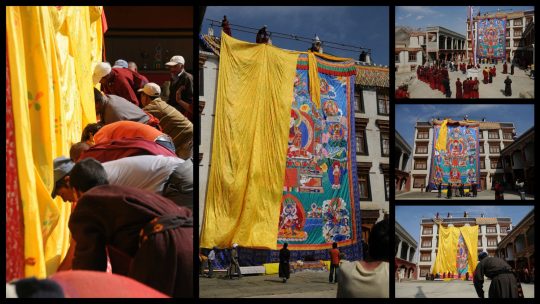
[276,54,362,259]
[429,122,480,190]
[476,18,507,60]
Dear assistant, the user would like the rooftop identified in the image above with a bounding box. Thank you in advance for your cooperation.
[416,119,515,130]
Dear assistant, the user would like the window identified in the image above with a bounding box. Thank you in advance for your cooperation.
[358,174,371,201]
[478,238,482,247]
[513,19,522,26]
[503,132,513,140]
[395,53,400,63]
[420,253,431,262]
[478,131,483,139]
[514,40,521,47]
[417,131,429,139]
[384,176,389,202]
[376,90,389,115]
[413,177,425,188]
[490,158,500,169]
[423,227,433,235]
[480,158,485,169]
[421,239,432,248]
[354,92,364,113]
[514,30,522,37]
[488,131,499,139]
[486,226,497,233]
[479,144,485,154]
[506,40,511,48]
[414,159,427,170]
[500,226,508,233]
[487,238,497,246]
[506,29,511,37]
[489,145,501,154]
[380,133,389,156]
[416,145,428,154]
[408,52,417,62]
[356,130,368,155]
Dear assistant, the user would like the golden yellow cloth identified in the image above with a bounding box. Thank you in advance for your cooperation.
[200,33,299,249]
[6,6,102,278]
[432,225,478,274]
[435,119,448,152]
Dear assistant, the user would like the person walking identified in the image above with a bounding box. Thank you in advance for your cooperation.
[329,242,340,283]
[279,243,291,283]
[494,181,504,200]
[504,76,512,97]
[474,252,522,298]
[228,244,241,279]
[437,182,442,198]
[515,179,525,200]
[207,247,216,278]
[447,183,452,199]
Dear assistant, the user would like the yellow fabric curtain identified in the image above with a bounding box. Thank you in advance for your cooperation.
[459,225,479,272]
[435,119,448,152]
[432,225,478,274]
[200,33,299,249]
[6,6,102,278]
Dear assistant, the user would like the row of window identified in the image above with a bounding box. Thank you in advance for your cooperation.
[422,226,507,236]
[354,90,389,115]
[417,131,513,140]
[355,132,389,157]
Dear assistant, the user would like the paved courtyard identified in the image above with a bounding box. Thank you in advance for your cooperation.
[199,270,337,298]
[396,279,535,298]
[396,62,534,99]
[396,189,534,200]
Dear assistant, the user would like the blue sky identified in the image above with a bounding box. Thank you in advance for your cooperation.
[396,104,535,148]
[202,6,389,66]
[396,6,535,36]
[396,205,534,246]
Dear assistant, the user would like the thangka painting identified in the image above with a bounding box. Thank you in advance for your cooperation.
[456,233,470,277]
[277,54,361,256]
[476,18,507,60]
[429,123,479,188]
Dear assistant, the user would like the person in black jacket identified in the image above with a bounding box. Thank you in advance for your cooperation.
[474,252,521,298]
[279,243,291,283]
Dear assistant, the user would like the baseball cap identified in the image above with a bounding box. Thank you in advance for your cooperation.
[52,156,75,198]
[113,59,128,68]
[92,62,112,84]
[165,55,185,67]
[138,82,161,97]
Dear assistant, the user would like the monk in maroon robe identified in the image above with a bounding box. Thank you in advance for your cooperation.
[502,62,508,74]
[463,79,469,99]
[456,78,463,99]
[492,66,496,77]
[472,77,480,98]
[482,68,489,84]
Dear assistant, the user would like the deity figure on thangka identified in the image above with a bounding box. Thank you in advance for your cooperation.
[278,195,307,241]
[322,198,351,243]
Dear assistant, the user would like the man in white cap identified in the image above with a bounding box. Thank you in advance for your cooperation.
[113,59,128,69]
[165,55,193,120]
[139,83,193,160]
[228,243,241,279]
[93,62,147,107]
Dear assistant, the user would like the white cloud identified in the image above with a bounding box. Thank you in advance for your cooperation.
[406,13,412,18]
[416,15,424,20]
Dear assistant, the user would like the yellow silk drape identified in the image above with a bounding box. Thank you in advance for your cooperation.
[200,33,299,249]
[6,6,102,278]
[435,119,448,152]
[432,225,478,274]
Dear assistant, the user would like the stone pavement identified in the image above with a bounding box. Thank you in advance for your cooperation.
[199,270,337,298]
[396,62,534,99]
[396,189,534,200]
[396,279,535,298]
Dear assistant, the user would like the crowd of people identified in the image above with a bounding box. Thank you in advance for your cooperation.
[48,55,195,298]
[396,58,520,98]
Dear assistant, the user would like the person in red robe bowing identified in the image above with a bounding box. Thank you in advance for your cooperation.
[502,61,508,74]
[455,78,463,99]
[482,67,489,84]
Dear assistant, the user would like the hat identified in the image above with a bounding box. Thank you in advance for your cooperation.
[52,156,75,198]
[478,251,488,261]
[113,59,128,68]
[138,82,161,97]
[165,55,185,67]
[92,62,112,84]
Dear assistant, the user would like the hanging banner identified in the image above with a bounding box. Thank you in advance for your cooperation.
[476,18,507,60]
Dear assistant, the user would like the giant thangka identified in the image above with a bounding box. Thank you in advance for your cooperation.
[279,54,361,255]
[429,120,480,189]
[476,18,507,60]
[201,33,362,261]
